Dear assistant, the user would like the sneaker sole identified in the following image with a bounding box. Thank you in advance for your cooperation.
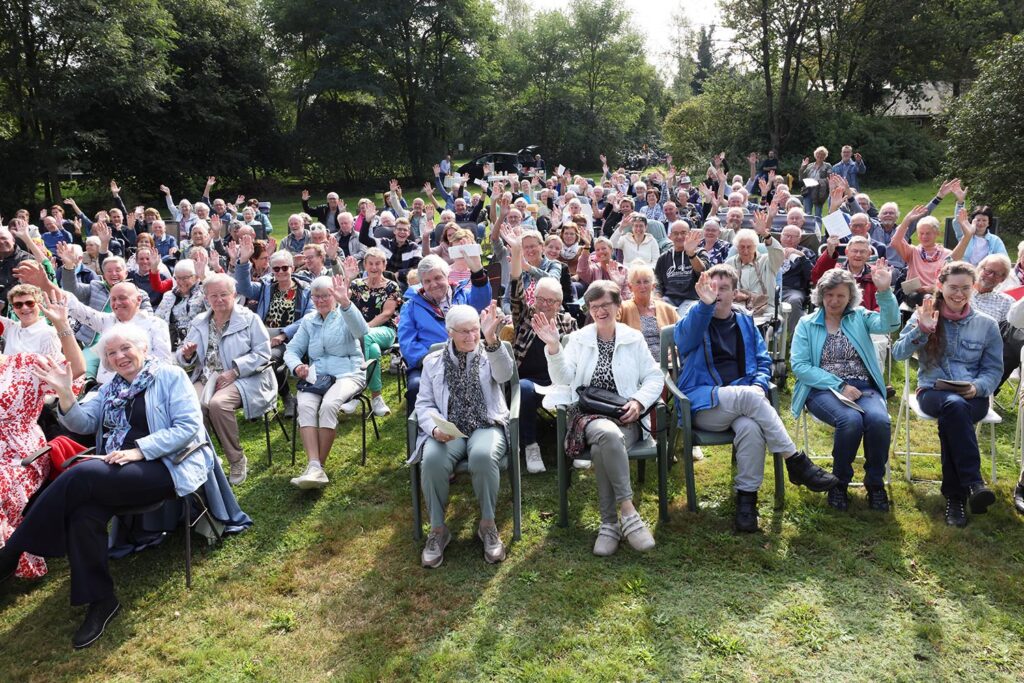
[422,536,451,568]
[73,602,120,649]
[229,475,247,486]
[293,477,329,490]
[969,489,996,514]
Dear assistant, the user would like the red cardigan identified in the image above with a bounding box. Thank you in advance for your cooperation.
[810,250,879,311]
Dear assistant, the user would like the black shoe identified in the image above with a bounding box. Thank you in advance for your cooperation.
[885,385,896,399]
[72,597,120,649]
[967,483,996,514]
[1014,481,1024,515]
[0,548,18,586]
[866,485,890,512]
[945,497,967,528]
[785,452,839,492]
[735,490,759,533]
[283,396,296,419]
[827,485,850,511]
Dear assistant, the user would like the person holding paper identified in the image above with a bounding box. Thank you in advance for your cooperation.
[413,303,512,568]
[791,265,899,511]
[675,266,839,533]
[725,211,784,319]
[892,261,1003,527]
[799,147,832,217]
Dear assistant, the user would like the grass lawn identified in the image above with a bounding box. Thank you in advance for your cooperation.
[3,182,1024,681]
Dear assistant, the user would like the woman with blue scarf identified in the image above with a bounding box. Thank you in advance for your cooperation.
[0,323,226,649]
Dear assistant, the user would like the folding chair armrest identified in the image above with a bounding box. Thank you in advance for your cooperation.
[663,371,688,402]
[173,440,206,465]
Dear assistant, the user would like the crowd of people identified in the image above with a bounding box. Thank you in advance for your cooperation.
[1,149,1023,648]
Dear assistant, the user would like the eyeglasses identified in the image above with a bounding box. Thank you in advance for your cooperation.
[11,300,36,310]
[311,293,333,301]
[535,295,561,306]
[272,265,291,272]
[589,301,616,313]
[981,267,1006,278]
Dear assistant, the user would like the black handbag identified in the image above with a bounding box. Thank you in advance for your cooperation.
[296,374,336,396]
[576,386,629,419]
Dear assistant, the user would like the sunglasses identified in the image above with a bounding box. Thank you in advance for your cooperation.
[11,300,37,310]
[272,265,291,272]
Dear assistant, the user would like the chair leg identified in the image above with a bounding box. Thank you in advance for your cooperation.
[512,461,522,541]
[773,453,785,510]
[411,464,423,541]
[557,451,569,528]
[291,412,297,466]
[264,414,273,466]
[990,423,997,484]
[658,443,669,523]
[184,497,193,589]
[360,398,368,466]
[682,437,697,513]
[637,458,646,485]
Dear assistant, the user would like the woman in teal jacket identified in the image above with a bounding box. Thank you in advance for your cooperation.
[790,262,900,511]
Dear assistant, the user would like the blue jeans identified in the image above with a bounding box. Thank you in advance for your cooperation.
[805,379,890,486]
[519,378,547,447]
[917,389,988,498]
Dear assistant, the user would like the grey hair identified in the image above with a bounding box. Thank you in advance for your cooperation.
[194,202,210,214]
[310,275,334,294]
[445,304,480,332]
[534,276,563,300]
[173,259,196,276]
[310,222,327,235]
[979,253,1012,275]
[97,323,151,372]
[811,268,862,311]
[85,235,101,248]
[732,228,759,249]
[178,198,193,212]
[363,246,388,264]
[269,250,294,267]
[102,255,127,271]
[520,229,544,246]
[203,272,236,294]
[583,279,622,306]
[418,254,450,280]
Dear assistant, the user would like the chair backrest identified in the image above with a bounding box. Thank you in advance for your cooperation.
[659,324,681,380]
[943,215,999,249]
[426,340,519,397]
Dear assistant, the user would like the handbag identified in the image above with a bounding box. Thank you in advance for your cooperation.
[297,374,336,396]
[576,385,629,419]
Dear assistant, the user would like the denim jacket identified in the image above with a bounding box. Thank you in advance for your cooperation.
[892,307,1003,396]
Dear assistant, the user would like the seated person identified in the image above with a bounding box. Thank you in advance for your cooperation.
[952,203,1006,267]
[699,219,731,265]
[177,274,276,486]
[791,265,899,511]
[1,284,62,357]
[284,275,369,490]
[725,216,784,318]
[155,259,207,348]
[813,236,882,310]
[412,304,511,568]
[342,248,402,417]
[357,215,420,287]
[674,266,839,532]
[534,280,662,557]
[0,325,238,649]
[610,213,660,267]
[234,242,311,418]
[620,261,679,361]
[397,254,491,409]
[972,254,1019,391]
[893,262,1002,527]
[840,213,887,259]
[576,237,630,300]
[0,291,84,581]
[654,219,709,315]
[503,229,578,475]
[890,207,970,304]
[779,225,815,335]
[56,248,150,347]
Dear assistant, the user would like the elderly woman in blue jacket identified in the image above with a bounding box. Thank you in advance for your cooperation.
[284,274,369,490]
[0,324,220,649]
[674,265,838,533]
[893,261,1003,527]
[177,274,277,487]
[397,253,492,409]
[413,303,512,568]
[791,262,899,512]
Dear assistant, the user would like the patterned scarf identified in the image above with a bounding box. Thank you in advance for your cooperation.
[101,358,158,453]
[443,342,489,437]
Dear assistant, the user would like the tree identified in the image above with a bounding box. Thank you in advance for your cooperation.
[943,32,1024,225]
[690,26,717,96]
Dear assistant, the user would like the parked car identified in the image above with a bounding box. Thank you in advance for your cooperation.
[456,146,541,181]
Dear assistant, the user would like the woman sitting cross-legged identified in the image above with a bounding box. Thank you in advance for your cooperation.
[892,261,1003,527]
[284,274,369,489]
[0,324,223,649]
[533,280,664,556]
[413,303,512,568]
[791,263,900,512]
[176,274,277,486]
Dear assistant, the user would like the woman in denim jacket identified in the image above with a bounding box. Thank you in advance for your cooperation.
[893,261,1003,527]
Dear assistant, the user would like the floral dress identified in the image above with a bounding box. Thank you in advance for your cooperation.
[0,353,57,578]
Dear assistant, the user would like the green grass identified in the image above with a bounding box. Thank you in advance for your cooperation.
[3,183,1024,680]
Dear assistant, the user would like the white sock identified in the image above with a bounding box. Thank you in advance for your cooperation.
[307,460,323,469]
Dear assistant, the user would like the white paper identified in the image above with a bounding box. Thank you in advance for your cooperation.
[555,164,566,177]
[306,364,318,385]
[830,388,864,413]
[473,178,489,189]
[429,411,468,439]
[822,211,851,238]
[200,377,218,408]
[802,178,819,188]
[534,383,574,410]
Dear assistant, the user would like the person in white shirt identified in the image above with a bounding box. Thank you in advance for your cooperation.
[610,213,660,267]
[1,284,61,357]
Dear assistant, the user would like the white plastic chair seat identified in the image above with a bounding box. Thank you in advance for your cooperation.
[908,393,1002,425]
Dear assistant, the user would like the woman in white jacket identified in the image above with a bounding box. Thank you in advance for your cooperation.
[533,280,664,557]
[610,213,660,267]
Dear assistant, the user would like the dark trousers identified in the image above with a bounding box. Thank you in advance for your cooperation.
[4,459,174,605]
[271,345,291,399]
[405,367,422,414]
[519,378,548,447]
[917,389,989,499]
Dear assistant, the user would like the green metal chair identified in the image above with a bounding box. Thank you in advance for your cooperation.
[408,341,522,542]
[659,325,786,513]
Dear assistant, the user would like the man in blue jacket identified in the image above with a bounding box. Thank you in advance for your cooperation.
[674,264,838,532]
[398,254,492,410]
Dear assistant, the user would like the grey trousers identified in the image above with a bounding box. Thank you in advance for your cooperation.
[421,426,506,528]
[584,419,639,524]
[693,385,796,492]
[781,288,807,336]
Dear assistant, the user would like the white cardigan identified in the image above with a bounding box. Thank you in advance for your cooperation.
[611,230,660,267]
[545,322,664,410]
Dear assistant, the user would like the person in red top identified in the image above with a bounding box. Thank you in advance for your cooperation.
[812,236,882,310]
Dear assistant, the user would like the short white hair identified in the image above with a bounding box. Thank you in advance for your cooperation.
[418,254,450,280]
[173,259,196,276]
[102,255,127,271]
[310,275,334,294]
[310,222,327,235]
[732,228,759,248]
[204,272,236,293]
[194,202,210,214]
[445,304,480,332]
[97,323,150,372]
[85,236,101,248]
[534,276,563,300]
[269,250,294,267]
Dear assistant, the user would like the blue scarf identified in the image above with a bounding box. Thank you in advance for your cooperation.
[102,359,159,453]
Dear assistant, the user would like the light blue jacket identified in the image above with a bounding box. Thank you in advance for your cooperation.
[892,306,1003,397]
[58,364,215,498]
[284,303,370,379]
[951,202,1007,265]
[790,289,900,417]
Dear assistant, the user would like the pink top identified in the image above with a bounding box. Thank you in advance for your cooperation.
[907,246,951,290]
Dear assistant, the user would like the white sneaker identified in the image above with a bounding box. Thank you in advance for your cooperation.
[228,455,248,486]
[340,399,360,414]
[692,446,705,462]
[572,458,592,470]
[371,395,391,417]
[290,462,329,489]
[524,443,545,473]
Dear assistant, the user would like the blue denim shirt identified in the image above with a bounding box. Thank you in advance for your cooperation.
[892,307,1003,396]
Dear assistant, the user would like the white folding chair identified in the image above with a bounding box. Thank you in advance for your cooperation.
[893,358,1001,483]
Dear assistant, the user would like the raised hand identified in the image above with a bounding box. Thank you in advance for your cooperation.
[599,153,607,165]
[950,179,967,202]
[683,228,703,255]
[159,184,171,195]
[531,311,561,347]
[500,225,522,250]
[206,176,217,188]
[748,151,758,164]
[235,194,246,206]
[464,246,483,273]
[41,291,73,329]
[694,271,718,305]
[266,236,277,254]
[180,341,198,359]
[801,157,810,168]
[226,240,240,265]
[237,234,254,263]
[759,177,770,196]
[957,207,974,237]
[94,221,111,246]
[916,296,939,334]
[389,178,400,192]
[938,178,958,197]
[422,182,433,195]
[30,355,74,396]
[480,300,501,343]
[325,234,339,261]
[826,235,840,255]
[192,247,209,279]
[39,208,47,221]
[14,260,50,288]
[110,179,121,195]
[301,189,310,201]
[331,273,350,306]
[363,203,377,221]
[57,241,79,269]
[752,209,770,236]
[72,216,82,235]
[342,255,360,280]
[905,204,929,224]
[433,164,441,177]
[870,258,893,291]
[209,213,222,236]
